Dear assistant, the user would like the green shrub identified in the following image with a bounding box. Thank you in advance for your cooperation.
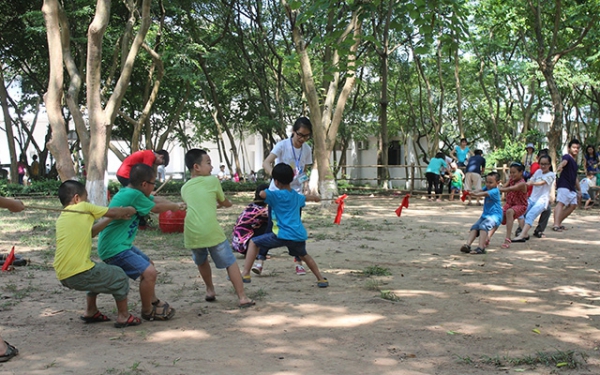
[0,179,62,197]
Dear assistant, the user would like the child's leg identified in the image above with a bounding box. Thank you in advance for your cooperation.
[226,262,254,305]
[197,259,215,299]
[503,209,515,247]
[242,240,259,277]
[299,254,324,281]
[487,226,497,241]
[478,230,489,249]
[84,293,100,317]
[140,264,159,314]
[465,229,477,246]
[514,223,532,240]
[115,297,132,323]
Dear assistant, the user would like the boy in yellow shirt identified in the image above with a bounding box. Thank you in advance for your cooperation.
[54,180,141,328]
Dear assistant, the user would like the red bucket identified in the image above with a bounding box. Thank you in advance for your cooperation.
[158,210,186,233]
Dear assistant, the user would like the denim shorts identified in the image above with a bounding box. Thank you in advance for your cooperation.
[470,217,499,233]
[252,232,307,259]
[103,246,151,280]
[582,193,591,200]
[191,240,236,269]
[60,262,130,301]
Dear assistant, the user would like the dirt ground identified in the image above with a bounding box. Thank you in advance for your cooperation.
[1,195,600,375]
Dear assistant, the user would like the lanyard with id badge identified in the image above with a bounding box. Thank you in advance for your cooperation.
[291,138,308,183]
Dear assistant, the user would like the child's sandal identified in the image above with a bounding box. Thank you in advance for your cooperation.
[470,247,486,255]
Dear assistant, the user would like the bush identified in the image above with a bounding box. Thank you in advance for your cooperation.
[0,179,62,197]
[108,178,270,196]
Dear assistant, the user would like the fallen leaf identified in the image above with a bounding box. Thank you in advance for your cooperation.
[556,362,568,367]
[532,328,541,334]
[447,330,457,335]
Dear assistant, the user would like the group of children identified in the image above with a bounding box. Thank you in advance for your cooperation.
[49,149,329,331]
[460,139,589,254]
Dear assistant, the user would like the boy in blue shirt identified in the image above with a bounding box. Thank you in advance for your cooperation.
[460,172,503,254]
[241,163,328,287]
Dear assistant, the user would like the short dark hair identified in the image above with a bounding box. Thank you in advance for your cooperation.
[254,183,270,206]
[130,164,155,187]
[435,152,445,159]
[474,149,483,156]
[156,150,170,166]
[486,171,500,182]
[184,149,207,171]
[292,117,312,133]
[58,180,86,207]
[568,139,580,148]
[272,163,294,185]
[537,148,549,157]
[460,138,468,143]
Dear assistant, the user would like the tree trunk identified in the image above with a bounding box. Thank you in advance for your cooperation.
[284,2,361,201]
[42,0,76,182]
[541,64,563,169]
[0,70,19,182]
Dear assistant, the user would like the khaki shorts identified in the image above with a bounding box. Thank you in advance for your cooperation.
[60,262,129,301]
[464,172,482,191]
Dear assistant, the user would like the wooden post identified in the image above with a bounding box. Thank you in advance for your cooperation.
[410,163,415,193]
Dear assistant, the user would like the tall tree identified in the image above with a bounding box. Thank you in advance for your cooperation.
[43,0,153,204]
[519,0,598,161]
[282,0,362,198]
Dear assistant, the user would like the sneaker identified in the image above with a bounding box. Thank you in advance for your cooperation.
[251,263,263,275]
[295,264,307,276]
[242,275,251,283]
[317,278,329,288]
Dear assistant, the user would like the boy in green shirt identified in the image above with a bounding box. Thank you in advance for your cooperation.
[98,164,186,321]
[181,149,255,308]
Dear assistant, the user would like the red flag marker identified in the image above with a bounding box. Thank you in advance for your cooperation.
[460,190,470,202]
[395,194,410,217]
[334,194,348,224]
[1,246,15,272]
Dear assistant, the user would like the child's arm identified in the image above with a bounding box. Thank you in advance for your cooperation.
[0,196,25,212]
[104,206,137,220]
[305,194,321,202]
[92,218,113,238]
[151,201,186,213]
[152,196,170,203]
[527,179,548,186]
[217,197,233,208]
[499,181,527,193]
[470,190,489,198]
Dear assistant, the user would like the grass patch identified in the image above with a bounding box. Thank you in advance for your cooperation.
[379,290,400,302]
[362,265,392,276]
[248,288,268,301]
[475,350,585,369]
[364,279,383,291]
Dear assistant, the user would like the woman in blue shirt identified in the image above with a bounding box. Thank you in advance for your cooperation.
[425,152,448,202]
[452,138,471,167]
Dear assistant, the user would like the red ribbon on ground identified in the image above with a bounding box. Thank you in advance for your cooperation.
[460,190,470,202]
[334,194,348,224]
[395,194,410,217]
[1,246,15,272]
